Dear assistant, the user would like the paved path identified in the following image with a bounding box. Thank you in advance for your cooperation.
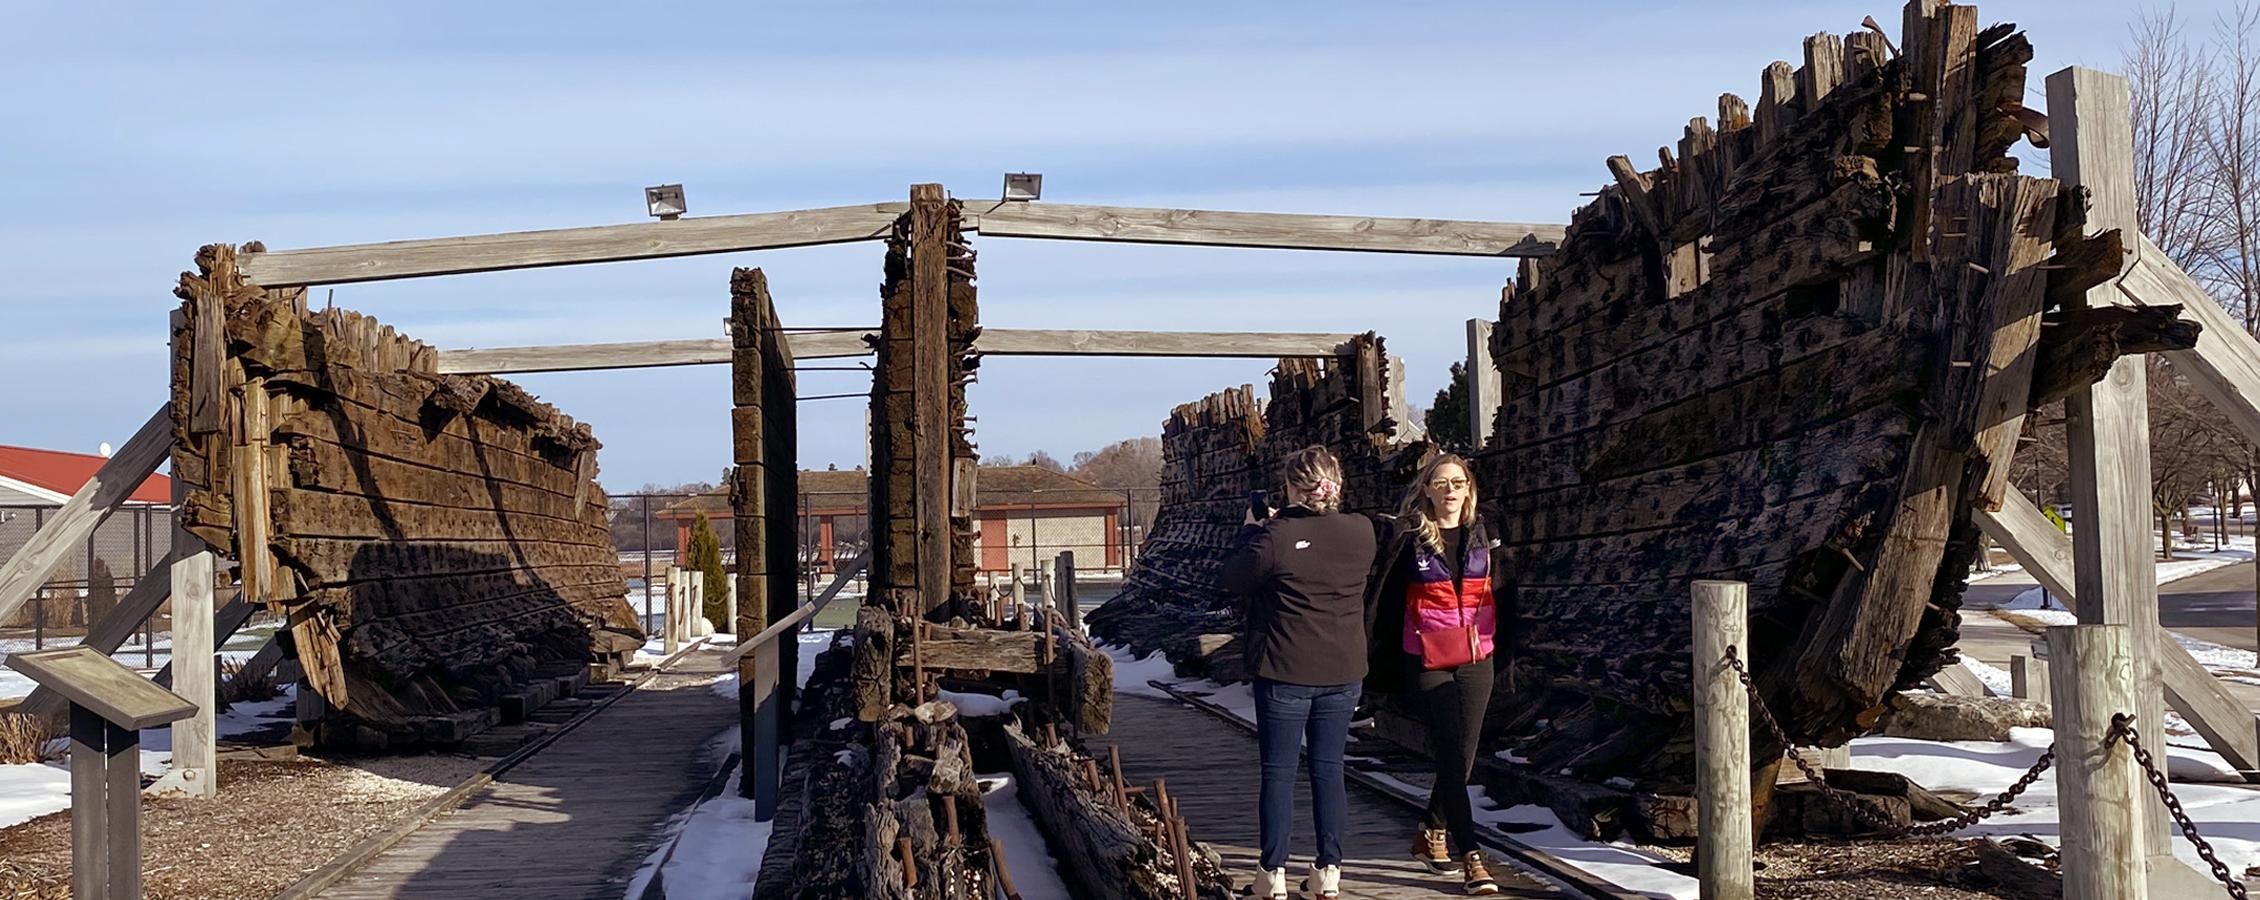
[1088,695,1569,899]
[2157,561,2259,652]
[318,647,738,900]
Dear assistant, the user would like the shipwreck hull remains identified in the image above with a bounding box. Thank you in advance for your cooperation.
[1094,2,2181,793]
[170,244,645,749]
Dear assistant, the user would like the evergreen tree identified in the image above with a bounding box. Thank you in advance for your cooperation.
[1424,362,1474,455]
[687,513,729,628]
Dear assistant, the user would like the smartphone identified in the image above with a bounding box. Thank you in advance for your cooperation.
[1248,490,1271,521]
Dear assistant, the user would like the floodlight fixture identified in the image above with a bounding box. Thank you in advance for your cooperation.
[1003,172,1042,202]
[646,184,687,220]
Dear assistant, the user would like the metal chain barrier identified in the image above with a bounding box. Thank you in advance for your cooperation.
[2108,714,2250,900]
[1720,647,2253,898]
[1722,645,2054,837]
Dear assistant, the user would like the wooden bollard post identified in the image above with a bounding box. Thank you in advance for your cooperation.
[1055,551,1080,631]
[688,570,705,637]
[2047,624,2146,900]
[2011,653,2050,705]
[663,567,681,656]
[1010,561,1026,621]
[724,573,738,640]
[1691,579,1753,900]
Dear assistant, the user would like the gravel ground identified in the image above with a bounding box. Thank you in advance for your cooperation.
[1634,838,2044,900]
[0,754,482,899]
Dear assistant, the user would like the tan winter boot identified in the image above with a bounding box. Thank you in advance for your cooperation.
[1411,826,1459,875]
[1462,851,1500,895]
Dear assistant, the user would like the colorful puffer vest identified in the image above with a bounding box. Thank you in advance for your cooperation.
[1400,531,1496,660]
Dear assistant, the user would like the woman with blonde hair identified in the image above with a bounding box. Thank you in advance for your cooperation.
[1222,445,1375,900]
[1368,453,1505,894]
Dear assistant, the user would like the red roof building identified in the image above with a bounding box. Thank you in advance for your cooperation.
[0,444,171,506]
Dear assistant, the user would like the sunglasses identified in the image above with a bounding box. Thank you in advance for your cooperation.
[1427,478,1471,491]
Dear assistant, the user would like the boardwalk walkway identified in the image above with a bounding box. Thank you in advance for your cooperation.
[1089,694,1570,899]
[317,646,739,900]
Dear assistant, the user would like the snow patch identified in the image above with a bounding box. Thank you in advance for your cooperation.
[979,774,1074,899]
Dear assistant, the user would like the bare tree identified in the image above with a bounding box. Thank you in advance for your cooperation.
[2129,7,2223,276]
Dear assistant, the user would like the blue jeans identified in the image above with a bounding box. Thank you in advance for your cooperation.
[1253,678,1361,871]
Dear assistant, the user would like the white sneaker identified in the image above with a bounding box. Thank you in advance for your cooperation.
[1255,866,1288,899]
[1301,863,1342,898]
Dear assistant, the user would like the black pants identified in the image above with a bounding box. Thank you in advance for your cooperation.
[1411,655,1494,853]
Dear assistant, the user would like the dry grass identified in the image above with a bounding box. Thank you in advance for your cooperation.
[0,710,65,764]
[219,658,281,705]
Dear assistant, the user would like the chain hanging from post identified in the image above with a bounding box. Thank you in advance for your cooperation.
[1722,646,2055,837]
[2108,714,2250,900]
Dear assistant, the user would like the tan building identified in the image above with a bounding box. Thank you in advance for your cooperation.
[658,465,1130,575]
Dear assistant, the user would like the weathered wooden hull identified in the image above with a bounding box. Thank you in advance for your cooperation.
[1094,5,2171,790]
[171,245,644,749]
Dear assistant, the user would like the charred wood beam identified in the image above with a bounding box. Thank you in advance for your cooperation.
[2028,304,2201,408]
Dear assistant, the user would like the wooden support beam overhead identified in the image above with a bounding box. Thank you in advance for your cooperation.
[965,200,1564,257]
[969,328,1354,358]
[235,199,1569,288]
[433,328,1358,374]
[237,203,913,287]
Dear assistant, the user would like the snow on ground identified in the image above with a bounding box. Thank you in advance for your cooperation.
[1099,639,1697,898]
[1854,728,2260,874]
[937,688,1024,718]
[628,627,853,898]
[0,764,68,830]
[0,686,298,829]
[1958,655,2014,697]
[0,637,266,701]
[979,774,1075,900]
[623,724,763,900]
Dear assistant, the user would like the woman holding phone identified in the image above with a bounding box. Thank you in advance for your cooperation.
[1221,445,1375,900]
[1369,453,1504,895]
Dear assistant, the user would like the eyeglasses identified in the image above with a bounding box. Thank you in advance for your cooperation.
[1427,478,1470,491]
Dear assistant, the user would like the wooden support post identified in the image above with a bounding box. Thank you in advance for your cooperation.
[664,567,681,656]
[688,570,706,635]
[155,550,216,798]
[1010,562,1026,619]
[1055,551,1079,631]
[1691,580,1753,900]
[910,184,953,612]
[1466,319,1500,451]
[70,707,102,900]
[2047,624,2147,900]
[725,575,738,641]
[2011,654,2051,704]
[2048,64,2171,859]
[750,634,783,821]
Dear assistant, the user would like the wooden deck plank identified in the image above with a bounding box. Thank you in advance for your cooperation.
[1086,695,1571,898]
[314,653,739,899]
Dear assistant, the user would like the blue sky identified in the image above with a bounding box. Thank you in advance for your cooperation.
[0,1,2221,490]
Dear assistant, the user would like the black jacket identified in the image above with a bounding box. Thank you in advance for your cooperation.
[1364,514,1517,695]
[1221,506,1378,686]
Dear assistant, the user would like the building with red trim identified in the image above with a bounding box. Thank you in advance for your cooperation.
[657,465,1130,574]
